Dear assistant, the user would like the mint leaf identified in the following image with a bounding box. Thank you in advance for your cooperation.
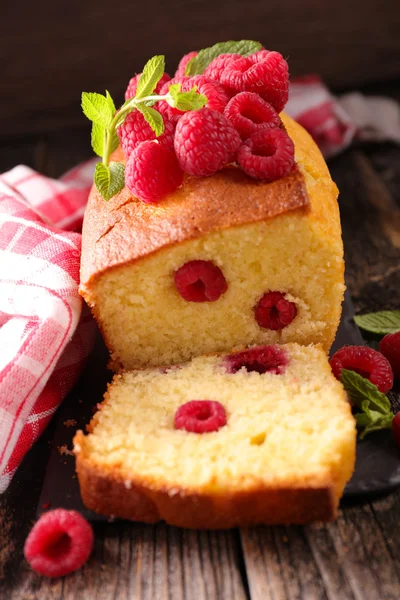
[341,369,391,413]
[105,90,116,115]
[354,311,400,335]
[135,55,165,99]
[185,40,262,75]
[168,84,208,111]
[81,92,113,126]
[94,162,125,201]
[91,122,105,157]
[341,369,394,439]
[137,105,164,136]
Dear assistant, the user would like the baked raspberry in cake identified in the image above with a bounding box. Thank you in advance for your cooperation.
[74,344,356,528]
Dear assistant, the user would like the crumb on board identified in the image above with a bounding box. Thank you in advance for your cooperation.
[64,419,77,428]
[57,444,74,456]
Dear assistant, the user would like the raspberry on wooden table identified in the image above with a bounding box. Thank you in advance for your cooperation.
[174,108,241,176]
[204,53,242,83]
[224,92,281,140]
[220,51,289,113]
[174,400,227,433]
[118,110,175,158]
[175,51,198,77]
[125,141,184,203]
[379,332,400,379]
[329,346,394,393]
[225,345,288,375]
[255,291,297,330]
[24,509,93,578]
[174,260,227,302]
[237,128,295,181]
[125,72,171,100]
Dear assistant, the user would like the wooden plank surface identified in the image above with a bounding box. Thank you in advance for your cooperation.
[1,137,400,599]
[1,0,400,136]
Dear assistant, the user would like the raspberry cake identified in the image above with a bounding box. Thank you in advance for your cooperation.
[74,344,356,528]
[80,113,344,370]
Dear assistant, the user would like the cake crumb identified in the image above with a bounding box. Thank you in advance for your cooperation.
[57,444,73,456]
[64,419,77,428]
[124,480,132,489]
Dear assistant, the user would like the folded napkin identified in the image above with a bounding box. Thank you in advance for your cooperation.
[0,162,96,492]
[1,77,399,493]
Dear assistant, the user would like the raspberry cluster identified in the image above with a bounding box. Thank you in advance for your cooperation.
[120,47,293,203]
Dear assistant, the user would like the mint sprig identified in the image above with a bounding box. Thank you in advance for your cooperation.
[340,369,394,439]
[185,40,262,76]
[82,55,208,201]
[354,310,400,335]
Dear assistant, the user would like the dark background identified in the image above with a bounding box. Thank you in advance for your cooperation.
[1,0,399,140]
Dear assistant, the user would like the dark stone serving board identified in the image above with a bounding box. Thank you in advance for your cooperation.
[37,290,400,520]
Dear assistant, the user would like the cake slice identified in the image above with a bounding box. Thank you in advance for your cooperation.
[74,343,356,528]
[80,114,345,370]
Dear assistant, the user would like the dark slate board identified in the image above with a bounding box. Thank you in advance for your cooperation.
[37,291,400,520]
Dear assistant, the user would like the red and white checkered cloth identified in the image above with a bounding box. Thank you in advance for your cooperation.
[1,77,399,493]
[0,160,96,492]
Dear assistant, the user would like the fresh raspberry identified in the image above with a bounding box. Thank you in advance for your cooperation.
[174,108,241,176]
[330,346,394,393]
[203,53,242,83]
[186,75,229,113]
[118,110,175,158]
[379,332,400,379]
[255,291,297,330]
[175,51,198,77]
[125,141,184,203]
[225,345,288,375]
[158,75,191,122]
[392,413,400,448]
[224,92,281,140]
[174,260,227,302]
[125,72,171,101]
[24,509,93,578]
[220,51,289,113]
[237,128,295,181]
[174,400,226,433]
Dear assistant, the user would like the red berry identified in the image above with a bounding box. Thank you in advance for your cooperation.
[118,110,175,158]
[330,346,394,393]
[125,141,184,203]
[24,509,93,578]
[158,75,191,122]
[379,331,400,379]
[174,260,227,302]
[125,72,171,101]
[255,291,297,330]
[174,400,226,433]
[203,53,242,83]
[159,75,190,96]
[392,413,400,448]
[175,51,198,77]
[174,108,241,176]
[237,128,295,181]
[224,92,281,140]
[186,75,229,113]
[225,345,288,375]
[220,51,289,113]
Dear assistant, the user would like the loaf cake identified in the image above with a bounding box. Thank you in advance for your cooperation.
[80,113,345,370]
[74,343,356,528]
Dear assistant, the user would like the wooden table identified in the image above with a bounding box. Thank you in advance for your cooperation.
[0,128,399,599]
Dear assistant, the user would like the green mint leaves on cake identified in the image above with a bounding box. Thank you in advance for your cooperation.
[341,369,394,439]
[184,40,262,75]
[81,54,207,201]
[354,310,400,335]
[81,41,292,203]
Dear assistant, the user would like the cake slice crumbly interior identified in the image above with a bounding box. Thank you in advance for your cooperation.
[74,343,356,528]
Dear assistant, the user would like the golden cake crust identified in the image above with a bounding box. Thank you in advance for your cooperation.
[80,114,333,294]
[74,431,337,528]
